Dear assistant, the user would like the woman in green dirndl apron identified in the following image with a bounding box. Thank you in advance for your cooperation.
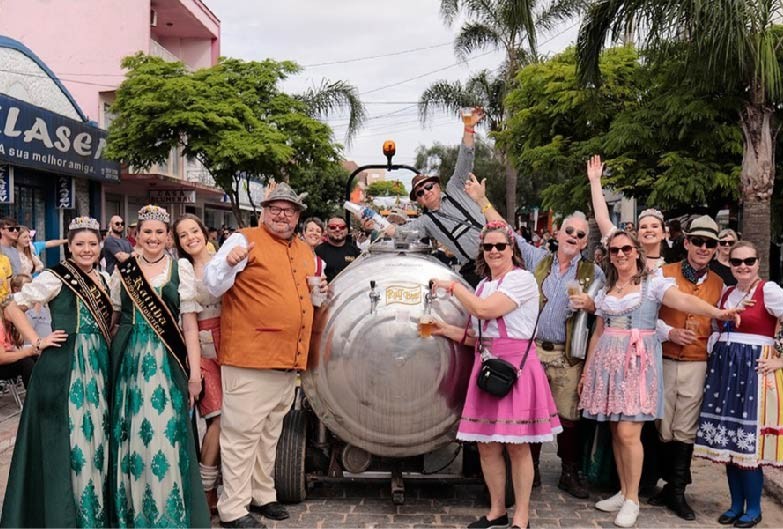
[1,217,112,527]
[108,205,209,528]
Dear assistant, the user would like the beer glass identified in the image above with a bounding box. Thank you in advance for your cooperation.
[418,314,435,338]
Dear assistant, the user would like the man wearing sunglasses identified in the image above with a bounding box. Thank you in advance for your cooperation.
[315,216,361,282]
[385,109,486,286]
[652,215,724,520]
[0,217,23,275]
[103,215,133,274]
[466,179,606,497]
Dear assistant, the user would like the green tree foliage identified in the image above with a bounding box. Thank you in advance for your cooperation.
[366,181,407,197]
[500,46,742,218]
[415,136,507,218]
[105,54,360,225]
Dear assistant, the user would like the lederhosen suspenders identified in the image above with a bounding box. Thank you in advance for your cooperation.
[424,195,483,262]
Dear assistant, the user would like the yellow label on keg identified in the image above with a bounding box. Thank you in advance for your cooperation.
[385,284,422,305]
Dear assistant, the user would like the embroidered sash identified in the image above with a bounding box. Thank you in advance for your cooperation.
[118,257,189,377]
[49,260,113,344]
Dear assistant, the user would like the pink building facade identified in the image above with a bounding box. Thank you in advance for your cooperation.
[0,0,238,228]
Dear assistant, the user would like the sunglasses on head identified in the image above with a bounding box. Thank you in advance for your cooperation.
[608,244,635,255]
[482,242,508,252]
[415,182,437,198]
[729,256,758,267]
[688,236,718,249]
[564,226,587,239]
[327,223,347,230]
[718,240,735,247]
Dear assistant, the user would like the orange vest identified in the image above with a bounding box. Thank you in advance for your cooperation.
[219,225,316,370]
[659,262,724,361]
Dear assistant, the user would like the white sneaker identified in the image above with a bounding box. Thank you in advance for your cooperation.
[595,491,625,512]
[614,499,640,528]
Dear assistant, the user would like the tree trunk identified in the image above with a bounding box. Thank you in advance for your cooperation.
[503,156,517,225]
[739,103,776,278]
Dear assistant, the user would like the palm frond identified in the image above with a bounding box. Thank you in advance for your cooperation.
[440,0,462,25]
[454,22,502,60]
[418,81,475,124]
[298,80,366,146]
[537,0,590,32]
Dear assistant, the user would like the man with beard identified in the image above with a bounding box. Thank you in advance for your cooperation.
[205,182,324,528]
[102,215,133,274]
[315,216,361,282]
[468,180,605,498]
[649,215,724,520]
[0,218,22,275]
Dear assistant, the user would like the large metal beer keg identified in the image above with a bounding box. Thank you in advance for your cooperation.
[302,241,474,458]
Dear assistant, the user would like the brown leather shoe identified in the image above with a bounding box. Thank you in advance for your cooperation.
[557,463,589,499]
[206,488,218,515]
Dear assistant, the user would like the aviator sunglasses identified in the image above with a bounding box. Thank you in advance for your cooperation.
[687,236,718,249]
[564,226,587,239]
[729,256,758,267]
[482,242,508,252]
[415,182,437,198]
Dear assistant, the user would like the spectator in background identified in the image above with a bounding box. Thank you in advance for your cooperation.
[15,227,43,277]
[126,221,137,247]
[315,216,361,282]
[594,246,606,267]
[29,230,67,275]
[102,215,133,275]
[0,253,11,302]
[665,219,686,263]
[710,228,738,286]
[208,227,220,253]
[302,217,325,249]
[0,218,22,275]
[10,274,51,345]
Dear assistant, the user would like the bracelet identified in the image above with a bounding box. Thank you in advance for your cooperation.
[464,127,475,134]
[481,202,493,213]
[447,281,457,296]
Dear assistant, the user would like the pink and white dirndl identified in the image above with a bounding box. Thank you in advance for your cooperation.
[457,282,562,444]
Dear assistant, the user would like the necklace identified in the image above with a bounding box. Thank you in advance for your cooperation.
[141,253,166,265]
[734,278,760,308]
[646,254,661,259]
[614,278,635,293]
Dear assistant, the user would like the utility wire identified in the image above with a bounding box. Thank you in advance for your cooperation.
[302,41,453,68]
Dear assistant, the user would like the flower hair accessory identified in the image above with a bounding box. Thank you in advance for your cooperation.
[137,205,170,224]
[638,208,664,223]
[68,217,100,231]
[481,220,515,241]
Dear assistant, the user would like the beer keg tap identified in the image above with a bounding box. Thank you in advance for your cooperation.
[423,280,434,315]
[369,280,380,314]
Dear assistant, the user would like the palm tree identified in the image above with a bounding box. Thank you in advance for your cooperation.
[298,79,366,146]
[432,0,542,223]
[575,0,783,275]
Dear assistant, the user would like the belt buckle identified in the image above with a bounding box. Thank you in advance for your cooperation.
[541,341,555,352]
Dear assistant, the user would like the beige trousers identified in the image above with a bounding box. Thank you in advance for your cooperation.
[536,345,583,422]
[217,366,297,522]
[659,359,707,443]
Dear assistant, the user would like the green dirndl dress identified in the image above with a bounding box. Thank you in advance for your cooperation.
[1,268,112,528]
[108,258,209,528]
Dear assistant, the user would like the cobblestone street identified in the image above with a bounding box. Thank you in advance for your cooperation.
[0,387,781,528]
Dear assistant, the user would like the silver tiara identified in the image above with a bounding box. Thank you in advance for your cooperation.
[137,205,170,224]
[68,217,100,231]
[638,208,664,222]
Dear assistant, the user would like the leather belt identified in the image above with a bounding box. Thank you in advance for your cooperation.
[272,368,299,373]
[535,340,565,352]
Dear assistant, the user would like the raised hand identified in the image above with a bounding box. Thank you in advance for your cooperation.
[586,155,604,184]
[464,173,487,202]
[226,242,255,267]
[467,107,486,127]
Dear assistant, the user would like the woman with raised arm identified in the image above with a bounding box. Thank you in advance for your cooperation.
[1,217,109,528]
[109,205,209,528]
[579,230,740,528]
[587,155,667,273]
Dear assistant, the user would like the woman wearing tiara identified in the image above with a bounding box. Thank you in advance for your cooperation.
[1,217,110,528]
[108,205,209,528]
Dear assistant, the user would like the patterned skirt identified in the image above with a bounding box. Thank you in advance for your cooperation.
[695,340,783,468]
[457,338,562,444]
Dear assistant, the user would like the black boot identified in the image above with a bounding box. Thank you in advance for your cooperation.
[665,442,696,521]
[648,441,672,506]
[558,462,589,499]
[530,443,542,488]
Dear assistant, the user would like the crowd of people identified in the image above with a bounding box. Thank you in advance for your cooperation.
[0,108,780,529]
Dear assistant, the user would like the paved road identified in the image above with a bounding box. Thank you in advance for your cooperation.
[0,387,781,528]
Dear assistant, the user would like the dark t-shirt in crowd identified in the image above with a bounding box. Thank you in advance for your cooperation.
[315,242,361,282]
[710,259,737,286]
[103,235,133,274]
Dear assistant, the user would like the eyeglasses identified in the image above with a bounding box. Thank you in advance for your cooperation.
[267,205,298,217]
[729,256,758,267]
[564,226,587,239]
[608,244,635,255]
[415,182,437,198]
[327,223,347,231]
[718,240,735,247]
[688,236,718,249]
[2,226,19,232]
[482,242,509,252]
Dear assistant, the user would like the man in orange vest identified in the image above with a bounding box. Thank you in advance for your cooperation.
[204,182,322,529]
[650,215,724,520]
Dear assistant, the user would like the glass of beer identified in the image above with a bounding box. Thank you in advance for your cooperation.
[460,107,474,125]
[566,279,582,297]
[418,314,435,338]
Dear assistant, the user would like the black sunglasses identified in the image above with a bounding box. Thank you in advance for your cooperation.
[688,236,718,249]
[608,244,635,255]
[729,256,758,267]
[482,242,509,252]
[114,222,125,226]
[415,182,437,198]
[3,226,19,232]
[718,240,735,247]
[564,226,587,239]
